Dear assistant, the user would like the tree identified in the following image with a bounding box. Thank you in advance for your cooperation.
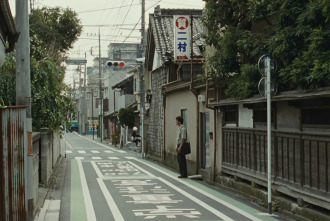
[201,0,330,99]
[30,7,82,57]
[0,6,82,131]
[118,107,135,128]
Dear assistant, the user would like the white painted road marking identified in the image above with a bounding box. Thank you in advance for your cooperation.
[77,159,97,221]
[91,150,100,154]
[66,150,73,154]
[75,157,84,160]
[78,150,86,154]
[75,132,125,153]
[108,157,119,160]
[104,150,113,153]
[91,161,104,179]
[97,178,125,221]
[65,140,74,150]
[133,158,264,221]
[92,157,102,160]
[128,161,234,221]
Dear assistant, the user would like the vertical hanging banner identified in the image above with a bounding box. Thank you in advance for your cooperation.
[174,15,191,61]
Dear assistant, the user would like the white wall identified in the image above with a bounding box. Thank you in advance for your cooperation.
[165,90,197,161]
[238,103,253,128]
[152,50,162,71]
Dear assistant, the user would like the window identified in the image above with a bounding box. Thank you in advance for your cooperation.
[113,54,121,60]
[222,105,238,125]
[302,108,330,127]
[253,109,275,124]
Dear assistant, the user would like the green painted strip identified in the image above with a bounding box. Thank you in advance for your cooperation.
[142,160,280,221]
[70,160,87,221]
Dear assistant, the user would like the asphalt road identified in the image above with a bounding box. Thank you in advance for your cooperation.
[55,132,291,221]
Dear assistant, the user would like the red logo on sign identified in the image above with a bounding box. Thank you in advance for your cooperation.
[175,17,189,30]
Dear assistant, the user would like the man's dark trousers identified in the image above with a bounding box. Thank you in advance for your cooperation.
[177,152,187,177]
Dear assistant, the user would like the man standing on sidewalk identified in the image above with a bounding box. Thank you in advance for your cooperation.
[176,116,187,178]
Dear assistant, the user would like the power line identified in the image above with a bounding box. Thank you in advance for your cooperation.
[79,37,140,42]
[122,0,161,43]
[114,0,135,42]
[82,23,140,27]
[78,4,140,13]
[109,0,128,43]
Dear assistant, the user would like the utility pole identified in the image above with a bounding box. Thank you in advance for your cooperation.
[114,90,117,147]
[98,28,103,142]
[266,57,272,214]
[139,0,146,158]
[92,90,95,140]
[16,0,32,219]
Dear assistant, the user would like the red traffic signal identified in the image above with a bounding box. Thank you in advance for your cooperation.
[107,61,125,67]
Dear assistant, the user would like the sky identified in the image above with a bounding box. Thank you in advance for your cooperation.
[8,0,205,86]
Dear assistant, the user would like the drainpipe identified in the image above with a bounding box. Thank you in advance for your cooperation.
[206,79,217,181]
[177,63,183,81]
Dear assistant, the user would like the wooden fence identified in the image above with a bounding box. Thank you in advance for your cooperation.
[222,127,330,208]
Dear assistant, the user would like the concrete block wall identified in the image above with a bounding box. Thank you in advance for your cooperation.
[32,132,41,212]
[39,129,61,185]
[40,129,51,184]
[52,131,60,168]
[32,129,61,215]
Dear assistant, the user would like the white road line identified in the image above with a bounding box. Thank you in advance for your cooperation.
[92,157,102,160]
[65,141,74,150]
[97,178,125,221]
[127,161,234,221]
[91,150,100,154]
[133,159,264,221]
[74,133,123,153]
[91,161,104,179]
[77,159,97,221]
[66,150,73,154]
[108,157,119,160]
[117,150,127,153]
[75,157,84,160]
[78,150,86,154]
[104,150,113,153]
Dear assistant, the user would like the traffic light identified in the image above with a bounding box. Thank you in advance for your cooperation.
[106,61,125,67]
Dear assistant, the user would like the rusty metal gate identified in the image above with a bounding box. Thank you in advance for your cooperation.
[0,106,27,221]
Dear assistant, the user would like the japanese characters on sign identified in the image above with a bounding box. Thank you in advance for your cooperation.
[174,15,191,61]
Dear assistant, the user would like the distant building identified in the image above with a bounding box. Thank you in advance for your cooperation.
[85,43,142,140]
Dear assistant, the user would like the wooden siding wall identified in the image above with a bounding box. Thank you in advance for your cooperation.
[222,128,330,204]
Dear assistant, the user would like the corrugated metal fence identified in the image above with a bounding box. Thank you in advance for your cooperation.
[0,106,27,221]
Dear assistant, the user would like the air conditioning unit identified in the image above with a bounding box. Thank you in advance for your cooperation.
[198,95,205,102]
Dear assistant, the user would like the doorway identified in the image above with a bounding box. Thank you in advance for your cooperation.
[200,112,210,169]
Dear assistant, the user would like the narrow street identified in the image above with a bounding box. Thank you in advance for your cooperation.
[37,133,290,221]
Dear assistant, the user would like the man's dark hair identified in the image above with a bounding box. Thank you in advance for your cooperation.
[176,116,183,124]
